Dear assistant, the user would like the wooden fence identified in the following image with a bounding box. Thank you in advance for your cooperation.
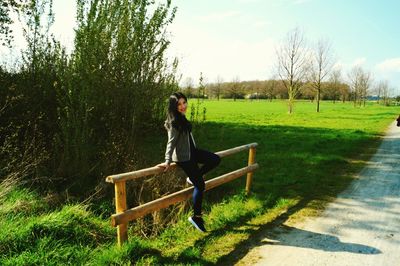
[105,142,259,246]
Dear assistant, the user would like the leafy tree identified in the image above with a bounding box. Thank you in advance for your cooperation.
[1,0,179,194]
[54,0,178,188]
[0,0,28,47]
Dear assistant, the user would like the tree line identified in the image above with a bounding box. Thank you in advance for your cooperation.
[184,78,351,103]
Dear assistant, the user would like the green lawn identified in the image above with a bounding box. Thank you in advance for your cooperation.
[1,100,398,265]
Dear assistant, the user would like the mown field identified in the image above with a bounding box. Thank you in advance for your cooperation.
[0,100,398,265]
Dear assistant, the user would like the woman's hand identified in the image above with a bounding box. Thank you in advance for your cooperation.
[157,162,170,172]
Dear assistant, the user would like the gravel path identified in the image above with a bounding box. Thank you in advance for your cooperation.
[239,121,400,266]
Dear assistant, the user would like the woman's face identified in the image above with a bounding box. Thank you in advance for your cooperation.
[177,97,188,115]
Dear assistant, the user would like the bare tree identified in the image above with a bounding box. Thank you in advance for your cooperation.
[300,82,315,101]
[213,75,223,100]
[347,66,372,107]
[263,78,278,101]
[329,68,342,103]
[347,66,363,107]
[309,39,334,112]
[276,27,309,113]
[229,76,242,101]
[251,80,264,100]
[376,80,390,106]
[375,80,383,104]
[182,77,194,97]
[359,70,372,107]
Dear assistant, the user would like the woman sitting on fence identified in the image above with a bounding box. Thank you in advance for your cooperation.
[157,92,221,232]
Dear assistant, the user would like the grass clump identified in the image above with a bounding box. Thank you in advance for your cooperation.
[0,188,114,265]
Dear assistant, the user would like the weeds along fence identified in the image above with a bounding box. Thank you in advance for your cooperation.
[106,143,259,246]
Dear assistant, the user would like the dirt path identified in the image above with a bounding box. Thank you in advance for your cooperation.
[238,121,400,266]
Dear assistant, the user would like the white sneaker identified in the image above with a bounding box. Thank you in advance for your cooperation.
[186,177,193,185]
[188,216,207,232]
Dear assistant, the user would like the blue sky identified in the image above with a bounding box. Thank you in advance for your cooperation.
[2,0,399,93]
[168,0,400,92]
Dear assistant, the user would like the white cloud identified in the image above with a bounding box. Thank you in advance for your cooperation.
[168,23,277,85]
[331,57,368,72]
[376,58,400,72]
[197,11,240,23]
[351,57,367,67]
[374,58,400,93]
[332,60,344,71]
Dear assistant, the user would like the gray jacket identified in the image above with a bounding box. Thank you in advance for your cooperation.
[165,126,196,163]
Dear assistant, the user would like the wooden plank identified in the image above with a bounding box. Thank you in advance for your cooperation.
[105,163,178,183]
[246,147,256,195]
[115,181,128,245]
[215,142,258,158]
[105,143,258,184]
[111,163,259,227]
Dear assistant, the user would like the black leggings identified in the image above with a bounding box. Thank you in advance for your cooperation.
[177,148,221,216]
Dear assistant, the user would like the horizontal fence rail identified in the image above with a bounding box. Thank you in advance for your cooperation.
[111,163,259,227]
[106,142,258,246]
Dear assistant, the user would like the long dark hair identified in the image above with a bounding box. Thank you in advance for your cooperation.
[164,92,192,132]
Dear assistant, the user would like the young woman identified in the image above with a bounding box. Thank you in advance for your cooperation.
[157,92,221,232]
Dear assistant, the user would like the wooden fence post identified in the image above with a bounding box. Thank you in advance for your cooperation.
[115,181,128,246]
[245,146,256,195]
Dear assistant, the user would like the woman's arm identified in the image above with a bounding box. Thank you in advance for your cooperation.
[157,127,179,172]
[165,126,179,164]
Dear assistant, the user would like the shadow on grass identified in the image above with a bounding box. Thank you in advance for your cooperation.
[174,197,313,265]
[124,121,383,264]
[197,121,379,202]
[134,246,212,265]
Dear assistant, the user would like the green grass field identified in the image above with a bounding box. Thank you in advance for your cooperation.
[1,100,398,265]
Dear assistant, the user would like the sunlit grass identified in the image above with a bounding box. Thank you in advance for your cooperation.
[203,99,395,133]
[1,99,398,265]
